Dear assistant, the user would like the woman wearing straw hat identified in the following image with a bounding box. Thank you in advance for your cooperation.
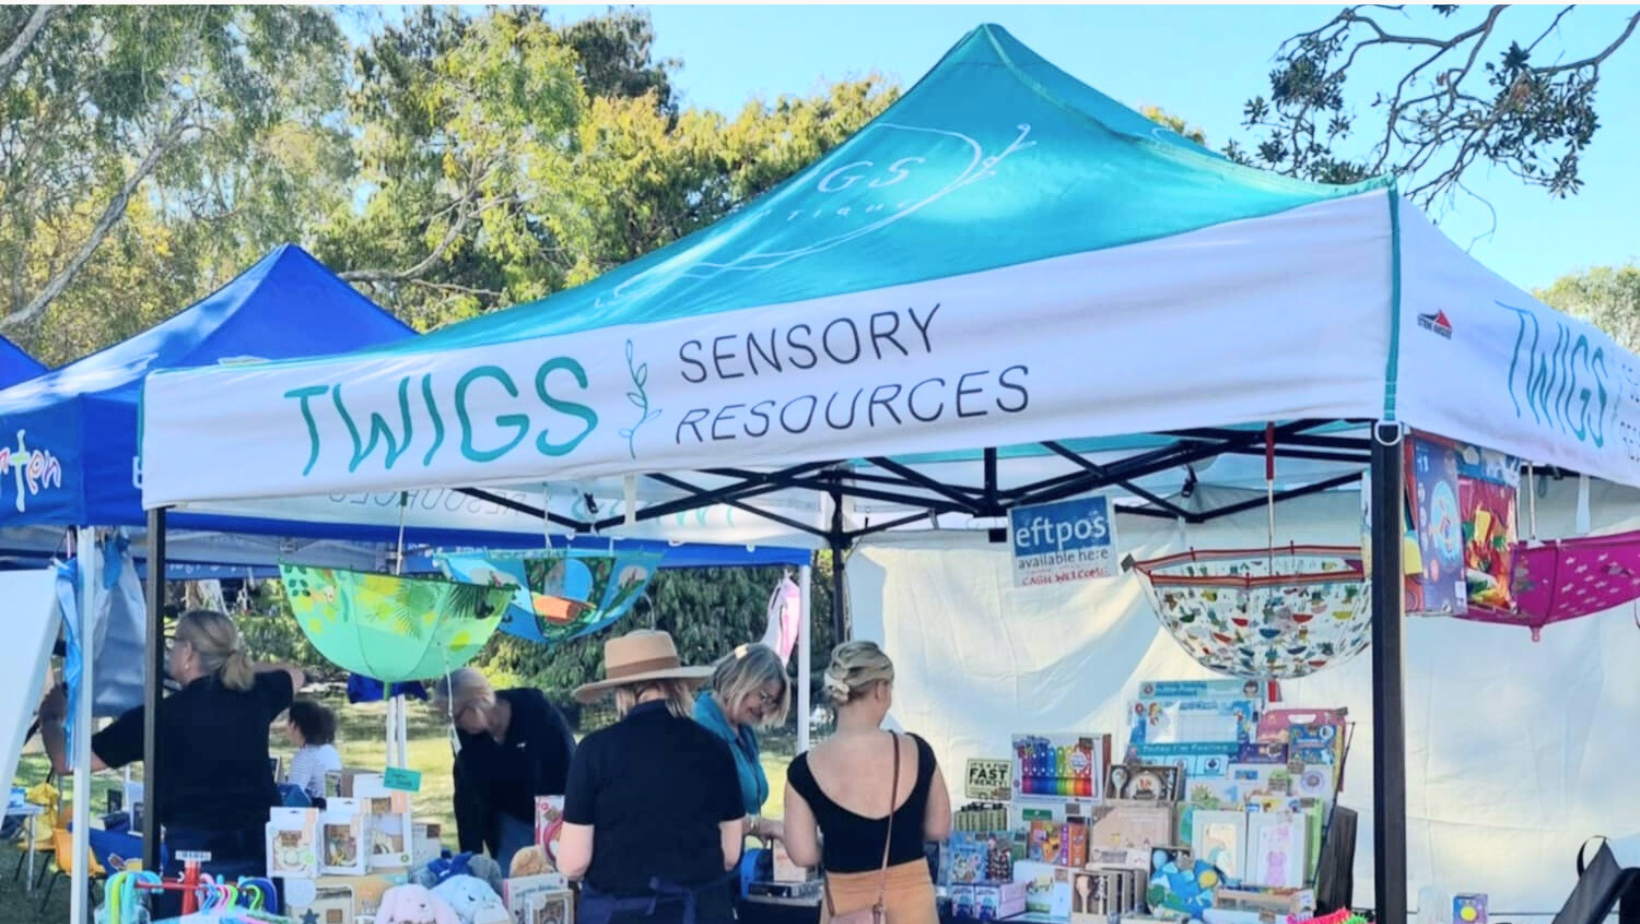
[558,630,747,924]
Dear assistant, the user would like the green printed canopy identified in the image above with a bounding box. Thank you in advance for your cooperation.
[281,564,513,682]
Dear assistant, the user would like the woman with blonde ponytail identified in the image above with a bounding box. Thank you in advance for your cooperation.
[39,609,305,918]
[783,642,951,924]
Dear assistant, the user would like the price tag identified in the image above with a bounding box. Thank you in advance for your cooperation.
[383,767,422,793]
[965,758,1012,802]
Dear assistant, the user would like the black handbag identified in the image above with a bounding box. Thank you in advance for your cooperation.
[1551,836,1640,924]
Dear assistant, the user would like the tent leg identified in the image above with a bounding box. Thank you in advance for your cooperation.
[143,508,167,873]
[70,527,99,924]
[829,539,847,644]
[1370,423,1408,924]
[797,564,813,754]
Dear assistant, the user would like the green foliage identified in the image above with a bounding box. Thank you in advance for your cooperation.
[476,556,838,727]
[1233,6,1640,207]
[1536,263,1640,352]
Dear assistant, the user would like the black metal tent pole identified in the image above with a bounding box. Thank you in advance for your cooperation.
[142,506,167,872]
[828,488,847,642]
[1369,422,1408,924]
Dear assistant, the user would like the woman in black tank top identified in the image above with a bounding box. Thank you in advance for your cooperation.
[783,642,951,924]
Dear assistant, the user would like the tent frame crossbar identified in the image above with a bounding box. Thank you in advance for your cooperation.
[446,419,1371,536]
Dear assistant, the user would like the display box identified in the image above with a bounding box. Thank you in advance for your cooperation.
[1089,801,1173,852]
[975,881,1028,921]
[1070,871,1109,921]
[1189,810,1247,885]
[319,798,366,876]
[1202,887,1316,924]
[1012,735,1109,803]
[771,841,811,883]
[351,775,414,870]
[265,807,319,879]
[1244,813,1308,890]
[504,874,570,924]
[1013,861,1073,920]
[535,795,565,863]
[950,884,977,919]
[525,889,574,924]
[284,883,353,924]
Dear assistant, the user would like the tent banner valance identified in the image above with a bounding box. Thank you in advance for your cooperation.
[141,192,1393,507]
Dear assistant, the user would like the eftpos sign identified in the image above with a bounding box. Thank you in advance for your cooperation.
[1008,496,1119,588]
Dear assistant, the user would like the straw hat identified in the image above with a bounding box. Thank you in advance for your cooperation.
[573,629,713,704]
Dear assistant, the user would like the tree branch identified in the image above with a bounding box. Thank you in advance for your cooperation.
[0,107,193,330]
[0,5,66,88]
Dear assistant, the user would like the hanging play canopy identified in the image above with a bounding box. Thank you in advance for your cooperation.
[1456,530,1640,640]
[281,565,513,682]
[1131,546,1371,679]
[436,548,662,644]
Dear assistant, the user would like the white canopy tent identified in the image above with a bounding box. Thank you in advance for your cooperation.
[136,25,1640,921]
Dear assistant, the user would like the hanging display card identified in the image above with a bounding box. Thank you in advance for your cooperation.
[1458,443,1519,612]
[1128,698,1258,759]
[1405,433,1467,616]
[1008,496,1119,588]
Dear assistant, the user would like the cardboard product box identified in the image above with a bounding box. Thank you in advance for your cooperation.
[285,871,410,922]
[1088,847,1150,871]
[318,798,366,876]
[413,821,444,867]
[353,776,414,870]
[1070,871,1110,921]
[284,882,354,924]
[950,884,977,919]
[975,881,1028,921]
[504,874,571,924]
[1089,802,1174,853]
[771,841,811,883]
[1013,862,1073,920]
[1202,888,1315,924]
[265,807,319,879]
[534,796,566,864]
[525,889,575,924]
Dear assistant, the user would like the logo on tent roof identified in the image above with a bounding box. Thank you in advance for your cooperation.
[1417,311,1453,339]
[0,430,62,514]
[594,123,1037,309]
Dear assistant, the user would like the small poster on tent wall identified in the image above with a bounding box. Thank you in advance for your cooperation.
[1404,432,1467,616]
[1008,496,1119,588]
[1457,443,1519,612]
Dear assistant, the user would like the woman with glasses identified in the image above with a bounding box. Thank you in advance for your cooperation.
[693,643,791,843]
[432,668,577,867]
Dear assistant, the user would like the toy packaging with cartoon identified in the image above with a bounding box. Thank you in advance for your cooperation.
[936,680,1352,924]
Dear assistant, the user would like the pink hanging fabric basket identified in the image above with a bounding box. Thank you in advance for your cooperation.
[1459,529,1640,640]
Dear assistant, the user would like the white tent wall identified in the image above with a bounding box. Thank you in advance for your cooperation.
[848,481,1640,917]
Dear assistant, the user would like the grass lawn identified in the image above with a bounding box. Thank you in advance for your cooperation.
[0,688,801,924]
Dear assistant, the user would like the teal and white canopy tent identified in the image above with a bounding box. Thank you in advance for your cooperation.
[139,25,1640,921]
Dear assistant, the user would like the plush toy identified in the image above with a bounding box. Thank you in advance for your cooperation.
[433,876,510,924]
[376,884,460,924]
[510,845,555,878]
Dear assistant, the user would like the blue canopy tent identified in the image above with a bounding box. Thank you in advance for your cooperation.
[2,245,813,924]
[0,335,45,390]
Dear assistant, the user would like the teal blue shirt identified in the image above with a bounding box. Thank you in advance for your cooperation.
[693,691,768,816]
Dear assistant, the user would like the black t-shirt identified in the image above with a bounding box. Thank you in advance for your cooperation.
[787,733,938,873]
[563,701,744,895]
[92,671,294,833]
[453,688,577,854]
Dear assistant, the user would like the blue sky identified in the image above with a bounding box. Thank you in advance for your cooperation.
[346,5,1640,292]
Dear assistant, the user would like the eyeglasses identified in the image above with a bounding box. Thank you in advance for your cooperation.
[755,690,780,708]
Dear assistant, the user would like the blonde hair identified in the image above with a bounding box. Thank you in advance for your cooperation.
[614,679,694,719]
[176,610,255,692]
[712,643,791,728]
[432,668,495,714]
[822,640,894,708]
